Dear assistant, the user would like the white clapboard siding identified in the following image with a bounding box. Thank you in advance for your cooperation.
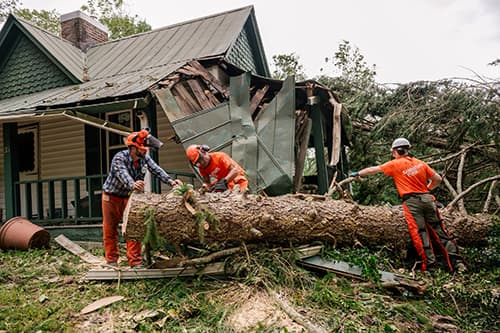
[40,116,86,179]
[35,116,86,217]
[0,126,4,220]
[0,116,86,219]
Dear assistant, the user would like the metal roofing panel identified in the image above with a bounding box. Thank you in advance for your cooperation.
[155,72,295,195]
[0,63,181,113]
[0,6,255,113]
[16,16,85,81]
[86,6,252,80]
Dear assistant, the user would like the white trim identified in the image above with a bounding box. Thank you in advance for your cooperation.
[60,10,110,34]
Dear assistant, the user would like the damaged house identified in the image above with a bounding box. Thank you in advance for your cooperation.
[0,6,350,236]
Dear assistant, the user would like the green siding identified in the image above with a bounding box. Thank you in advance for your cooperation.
[226,27,258,74]
[0,34,73,100]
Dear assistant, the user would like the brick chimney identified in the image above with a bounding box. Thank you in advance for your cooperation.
[60,10,109,51]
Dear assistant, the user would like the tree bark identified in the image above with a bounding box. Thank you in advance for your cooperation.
[123,191,493,251]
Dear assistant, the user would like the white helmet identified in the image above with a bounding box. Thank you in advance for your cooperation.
[391,137,411,149]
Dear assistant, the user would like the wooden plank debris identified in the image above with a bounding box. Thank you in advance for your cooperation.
[55,234,103,265]
[298,256,426,294]
[187,60,229,98]
[85,262,226,281]
[172,83,201,112]
[186,79,215,109]
[80,296,124,315]
[249,85,269,117]
[295,245,323,259]
[86,246,323,281]
[155,244,323,269]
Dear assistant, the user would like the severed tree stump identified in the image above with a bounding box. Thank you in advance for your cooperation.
[122,191,493,251]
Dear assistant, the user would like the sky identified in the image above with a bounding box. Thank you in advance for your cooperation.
[18,0,500,83]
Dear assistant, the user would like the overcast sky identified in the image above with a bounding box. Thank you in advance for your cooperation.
[19,0,500,83]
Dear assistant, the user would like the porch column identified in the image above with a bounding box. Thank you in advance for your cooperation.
[308,97,328,194]
[3,123,20,219]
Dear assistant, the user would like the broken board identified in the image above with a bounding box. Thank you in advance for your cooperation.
[85,262,226,281]
[86,245,323,281]
[298,256,426,293]
[54,234,103,264]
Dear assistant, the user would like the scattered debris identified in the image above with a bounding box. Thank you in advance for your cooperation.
[298,256,426,294]
[268,289,327,333]
[85,262,226,281]
[80,296,124,315]
[54,234,103,265]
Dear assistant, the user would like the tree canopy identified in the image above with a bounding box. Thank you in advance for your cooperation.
[0,0,151,38]
[271,42,499,214]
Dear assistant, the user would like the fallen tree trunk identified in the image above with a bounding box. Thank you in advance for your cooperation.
[123,191,493,251]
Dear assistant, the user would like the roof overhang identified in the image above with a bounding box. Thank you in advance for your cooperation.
[0,96,150,136]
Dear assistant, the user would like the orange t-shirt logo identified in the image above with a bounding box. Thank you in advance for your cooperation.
[380,157,436,197]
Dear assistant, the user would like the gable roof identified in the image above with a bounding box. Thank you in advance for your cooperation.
[0,6,270,116]
[0,14,85,82]
[86,6,268,80]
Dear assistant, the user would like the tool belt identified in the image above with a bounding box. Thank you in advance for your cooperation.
[402,192,430,202]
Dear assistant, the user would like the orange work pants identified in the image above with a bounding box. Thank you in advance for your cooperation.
[102,193,142,267]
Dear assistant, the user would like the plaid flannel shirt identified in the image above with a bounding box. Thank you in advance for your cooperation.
[103,150,173,197]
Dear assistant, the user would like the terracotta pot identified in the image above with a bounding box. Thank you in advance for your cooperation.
[0,216,50,250]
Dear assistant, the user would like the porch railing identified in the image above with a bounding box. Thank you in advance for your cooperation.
[13,171,197,226]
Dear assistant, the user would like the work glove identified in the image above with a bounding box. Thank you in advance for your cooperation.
[349,171,360,178]
[213,178,228,192]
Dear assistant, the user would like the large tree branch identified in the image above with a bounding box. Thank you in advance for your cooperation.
[446,175,500,210]
[427,143,477,165]
[456,152,467,214]
[442,176,459,199]
[483,180,497,213]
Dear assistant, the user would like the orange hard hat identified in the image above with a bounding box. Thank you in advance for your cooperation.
[186,144,200,164]
[126,130,149,150]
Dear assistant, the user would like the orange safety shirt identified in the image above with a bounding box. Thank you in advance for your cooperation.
[199,152,246,189]
[379,157,436,197]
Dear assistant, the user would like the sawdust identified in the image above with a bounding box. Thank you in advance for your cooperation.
[75,309,135,333]
[226,290,305,332]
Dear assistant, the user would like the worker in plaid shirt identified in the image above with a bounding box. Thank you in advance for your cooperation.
[102,129,182,268]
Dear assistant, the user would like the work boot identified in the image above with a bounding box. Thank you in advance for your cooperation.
[107,261,117,267]
[131,263,146,269]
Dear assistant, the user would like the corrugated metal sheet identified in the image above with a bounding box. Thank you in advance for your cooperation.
[86,6,252,80]
[0,63,181,114]
[15,16,85,81]
[153,73,296,195]
[0,6,255,115]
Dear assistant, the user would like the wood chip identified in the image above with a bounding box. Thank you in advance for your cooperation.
[80,296,124,315]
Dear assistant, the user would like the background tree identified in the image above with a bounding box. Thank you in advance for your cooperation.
[273,41,499,213]
[81,0,151,39]
[0,0,151,39]
[0,0,20,22]
[319,42,500,213]
[271,53,306,81]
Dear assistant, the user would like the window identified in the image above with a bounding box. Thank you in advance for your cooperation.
[18,125,38,175]
[106,111,132,164]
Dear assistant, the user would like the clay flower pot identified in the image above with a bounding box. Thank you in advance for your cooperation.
[0,216,50,250]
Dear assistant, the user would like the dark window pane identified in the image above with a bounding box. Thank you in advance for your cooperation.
[18,131,35,172]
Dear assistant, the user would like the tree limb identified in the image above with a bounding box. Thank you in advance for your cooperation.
[442,177,459,199]
[456,152,467,214]
[483,180,497,213]
[267,289,327,333]
[446,175,500,210]
[427,143,477,165]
